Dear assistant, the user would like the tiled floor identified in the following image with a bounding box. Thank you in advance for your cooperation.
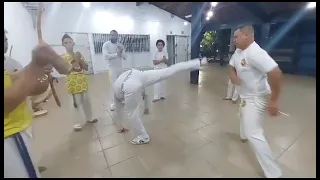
[31,64,316,178]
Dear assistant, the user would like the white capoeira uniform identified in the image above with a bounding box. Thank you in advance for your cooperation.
[153,50,168,100]
[4,56,40,178]
[229,42,282,178]
[102,41,126,110]
[113,59,201,144]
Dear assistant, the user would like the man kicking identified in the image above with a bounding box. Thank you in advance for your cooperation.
[229,24,282,178]
[113,58,207,145]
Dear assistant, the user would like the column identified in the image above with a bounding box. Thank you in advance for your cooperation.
[190,2,204,85]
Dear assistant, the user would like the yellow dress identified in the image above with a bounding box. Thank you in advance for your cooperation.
[61,53,89,94]
[4,71,33,138]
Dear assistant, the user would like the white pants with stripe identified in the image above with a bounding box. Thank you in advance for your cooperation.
[239,96,282,178]
[4,130,40,178]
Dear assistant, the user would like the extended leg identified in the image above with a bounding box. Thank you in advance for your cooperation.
[142,59,201,87]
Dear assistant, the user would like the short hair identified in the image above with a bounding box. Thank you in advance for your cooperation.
[235,24,255,35]
[110,30,118,34]
[156,39,165,46]
[61,34,72,42]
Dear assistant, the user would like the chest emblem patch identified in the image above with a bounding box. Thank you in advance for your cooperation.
[241,59,247,66]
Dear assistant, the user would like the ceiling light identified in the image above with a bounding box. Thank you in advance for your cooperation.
[306,2,316,9]
[184,21,188,26]
[206,16,210,21]
[207,11,213,17]
[211,2,218,7]
[82,2,91,8]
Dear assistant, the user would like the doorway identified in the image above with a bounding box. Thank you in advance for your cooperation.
[166,35,189,65]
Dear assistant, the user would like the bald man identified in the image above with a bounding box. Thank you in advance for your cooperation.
[229,25,282,178]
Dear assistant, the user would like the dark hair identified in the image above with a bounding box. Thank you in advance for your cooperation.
[110,30,118,34]
[156,39,165,46]
[61,34,72,42]
[235,24,254,34]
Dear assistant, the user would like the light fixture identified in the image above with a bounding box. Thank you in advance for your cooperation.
[185,14,192,18]
[82,2,91,8]
[184,21,188,26]
[207,11,213,17]
[306,2,316,9]
[211,2,218,7]
[206,16,210,21]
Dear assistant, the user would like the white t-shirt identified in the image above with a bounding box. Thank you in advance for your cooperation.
[154,50,168,69]
[102,41,126,70]
[229,42,278,99]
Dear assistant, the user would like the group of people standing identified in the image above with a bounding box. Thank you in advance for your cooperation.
[5,23,284,178]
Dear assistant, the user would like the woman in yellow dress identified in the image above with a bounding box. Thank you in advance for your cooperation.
[61,34,98,131]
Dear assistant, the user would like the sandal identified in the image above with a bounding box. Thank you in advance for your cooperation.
[87,119,98,124]
[130,135,150,145]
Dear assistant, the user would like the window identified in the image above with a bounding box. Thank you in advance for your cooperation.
[92,33,150,54]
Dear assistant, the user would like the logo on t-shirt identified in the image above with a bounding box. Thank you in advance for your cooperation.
[241,59,247,66]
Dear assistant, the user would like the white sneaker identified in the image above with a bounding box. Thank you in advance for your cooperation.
[110,104,115,111]
[73,124,84,132]
[130,135,150,145]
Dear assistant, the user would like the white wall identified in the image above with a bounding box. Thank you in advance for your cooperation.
[4,2,37,67]
[4,2,191,73]
[41,2,191,73]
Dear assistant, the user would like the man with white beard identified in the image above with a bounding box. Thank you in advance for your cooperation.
[113,58,207,145]
[102,30,127,111]
[229,24,282,178]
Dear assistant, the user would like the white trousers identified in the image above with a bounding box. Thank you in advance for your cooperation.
[109,69,121,107]
[113,59,200,138]
[227,78,239,101]
[239,96,282,178]
[4,131,40,178]
[70,92,94,126]
[153,67,166,100]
